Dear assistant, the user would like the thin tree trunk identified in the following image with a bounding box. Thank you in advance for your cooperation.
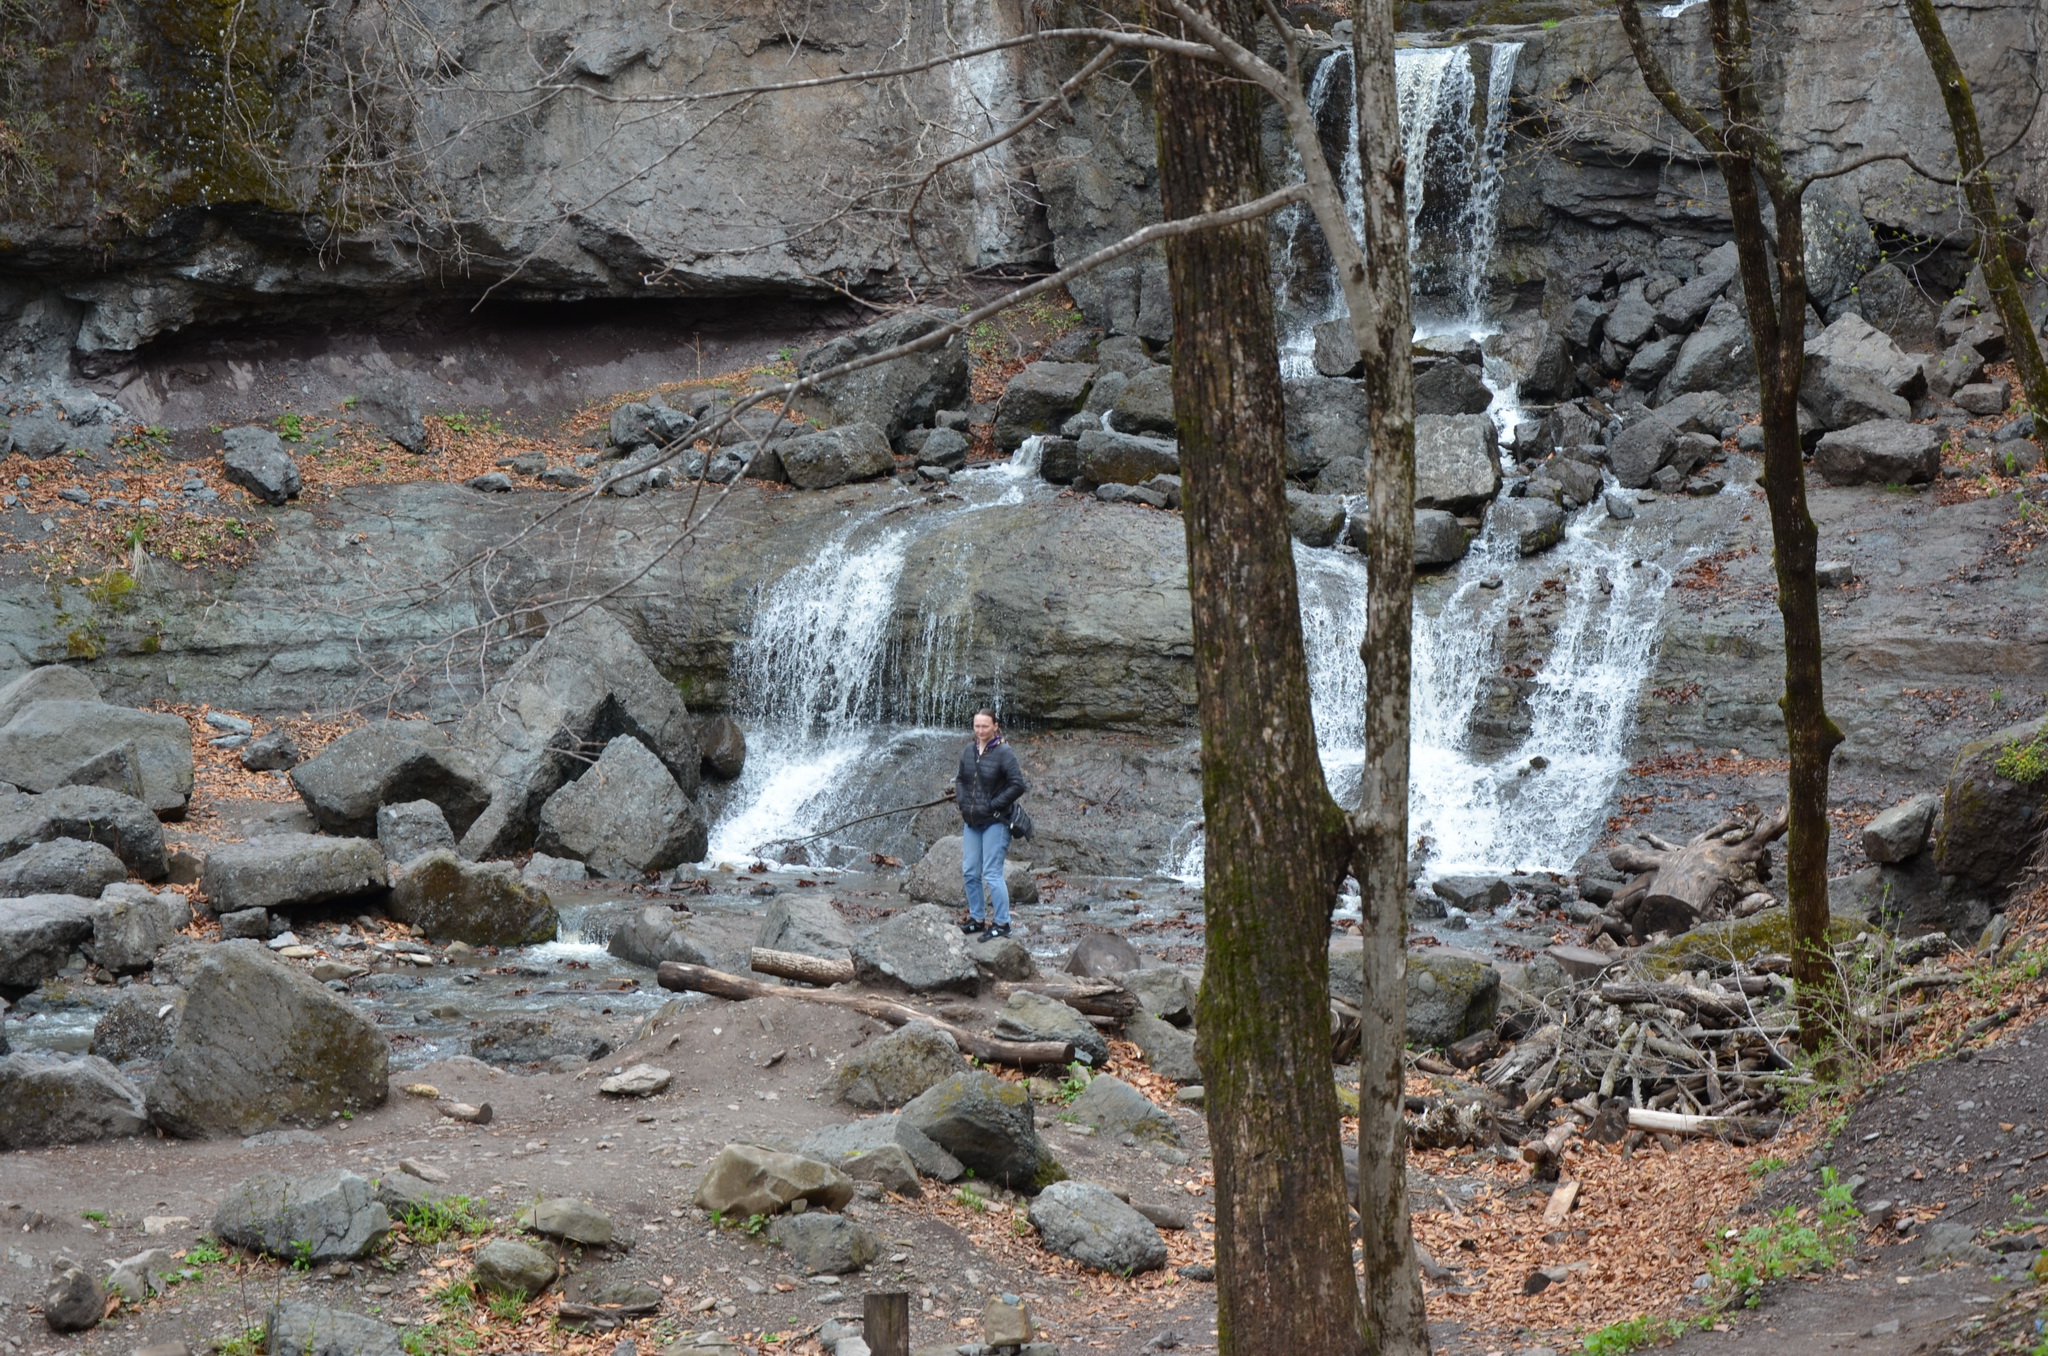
[1149,3,1370,1351]
[1899,0,2048,419]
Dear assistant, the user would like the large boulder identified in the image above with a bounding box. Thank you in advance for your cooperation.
[90,984,186,1064]
[994,361,1097,451]
[264,1303,406,1356]
[1108,366,1177,436]
[0,837,124,898]
[356,375,428,453]
[469,1012,616,1067]
[1286,488,1346,547]
[1654,242,1739,330]
[221,426,302,505]
[699,715,747,781]
[1656,317,1753,401]
[833,1021,971,1109]
[1413,360,1493,416]
[213,1170,391,1263]
[994,990,1108,1066]
[147,941,390,1137]
[1066,1074,1179,1149]
[1933,714,2048,893]
[1123,967,1195,1024]
[850,903,982,994]
[290,721,487,838]
[1805,312,1922,396]
[1125,1010,1201,1083]
[1493,498,1566,556]
[756,894,857,960]
[792,311,970,442]
[1801,365,1910,430]
[0,894,98,991]
[693,1144,854,1216]
[1412,415,1501,513]
[1075,428,1178,490]
[1864,793,1942,865]
[387,851,557,946]
[0,1053,147,1148]
[1028,1181,1167,1273]
[904,836,1038,909]
[899,1070,1062,1191]
[1813,421,1943,486]
[1829,857,1990,943]
[535,734,708,876]
[1840,262,1940,351]
[768,1213,879,1275]
[800,1113,964,1182]
[0,666,100,726]
[1282,376,1371,475]
[457,606,701,859]
[0,701,193,814]
[472,1239,559,1299]
[91,884,185,972]
[606,904,710,968]
[375,799,455,864]
[1605,391,1730,488]
[200,834,388,913]
[1406,950,1501,1048]
[778,423,896,490]
[0,786,167,879]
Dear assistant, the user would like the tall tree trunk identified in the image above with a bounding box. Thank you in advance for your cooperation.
[1347,0,1428,1347]
[1900,0,2048,419]
[1150,4,1370,1353]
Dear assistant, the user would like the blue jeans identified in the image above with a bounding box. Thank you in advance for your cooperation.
[962,821,1012,925]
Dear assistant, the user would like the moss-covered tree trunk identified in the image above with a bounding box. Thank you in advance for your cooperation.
[1900,0,2048,421]
[1149,3,1371,1353]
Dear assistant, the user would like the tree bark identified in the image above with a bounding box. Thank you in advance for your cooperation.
[1901,0,2048,420]
[1148,4,1369,1352]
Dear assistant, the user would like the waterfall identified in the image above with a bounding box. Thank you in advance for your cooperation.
[1460,43,1524,323]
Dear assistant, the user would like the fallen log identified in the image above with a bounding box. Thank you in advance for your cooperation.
[1521,1119,1579,1182]
[744,947,1142,1018]
[1606,809,1787,941]
[1626,1106,1779,1142]
[1598,981,1748,1024]
[656,961,1074,1067]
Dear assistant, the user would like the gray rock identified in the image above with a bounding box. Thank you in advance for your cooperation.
[1829,858,1990,942]
[1657,319,1753,402]
[1410,508,1471,568]
[1108,366,1176,436]
[356,375,428,454]
[1413,415,1502,514]
[44,1257,103,1333]
[833,1021,971,1110]
[1036,435,1082,483]
[794,312,969,443]
[1955,381,2012,416]
[221,427,303,505]
[219,906,272,940]
[1123,967,1194,1024]
[469,1012,616,1067]
[0,666,99,727]
[0,1053,147,1147]
[1413,360,1493,417]
[904,835,1038,909]
[1066,931,1141,977]
[147,941,389,1138]
[1028,1181,1166,1273]
[90,984,185,1064]
[290,721,487,839]
[473,1239,559,1298]
[0,836,124,898]
[995,990,1108,1066]
[599,1062,672,1096]
[1801,363,1910,430]
[1813,421,1943,486]
[200,834,388,913]
[1285,488,1345,548]
[851,903,982,994]
[1313,319,1362,377]
[693,1144,854,1216]
[1604,283,1656,348]
[90,884,180,972]
[801,1114,962,1183]
[1067,1074,1179,1148]
[1530,457,1604,509]
[516,1197,615,1246]
[1932,713,2048,892]
[1806,312,1922,396]
[1097,482,1168,509]
[1921,344,1986,399]
[758,894,857,960]
[0,893,98,989]
[520,852,586,886]
[1653,250,1736,332]
[1603,490,1637,520]
[1623,335,1683,387]
[213,1169,392,1262]
[916,427,971,471]
[1815,560,1855,589]
[699,715,747,781]
[536,734,708,877]
[240,729,303,772]
[994,362,1097,451]
[769,1212,879,1274]
[105,1246,179,1304]
[57,740,150,801]
[1605,391,1730,488]
[388,851,557,946]
[0,701,194,814]
[1433,875,1511,911]
[1075,428,1179,489]
[900,1070,1061,1191]
[1494,498,1565,556]
[609,399,695,453]
[1315,455,1372,497]
[1918,1221,1999,1268]
[264,1302,407,1356]
[376,799,455,864]
[1864,793,1941,864]
[779,423,896,490]
[607,904,709,968]
[1406,950,1501,1048]
[1125,1010,1200,1083]
[1283,376,1371,474]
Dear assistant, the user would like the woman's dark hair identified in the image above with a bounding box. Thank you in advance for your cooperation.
[972,709,1001,727]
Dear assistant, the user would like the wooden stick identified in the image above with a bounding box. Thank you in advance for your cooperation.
[1542,1180,1580,1226]
[745,947,1142,1017]
[750,948,855,986]
[758,793,955,851]
[435,1099,492,1125]
[1626,1107,1779,1140]
[656,961,1075,1066]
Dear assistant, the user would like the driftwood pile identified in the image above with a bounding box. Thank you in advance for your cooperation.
[1590,809,1787,945]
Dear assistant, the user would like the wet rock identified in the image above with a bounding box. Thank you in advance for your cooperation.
[779,423,896,490]
[90,883,182,971]
[899,1070,1062,1190]
[1864,792,1942,864]
[699,716,747,781]
[758,894,857,961]
[469,1013,615,1067]
[1123,966,1194,1024]
[265,1301,406,1356]
[147,941,389,1137]
[851,903,982,994]
[1316,455,1372,497]
[1065,931,1140,977]
[801,1112,963,1182]
[1108,366,1176,436]
[995,362,1098,451]
[290,721,487,839]
[1410,508,1472,568]
[518,1198,615,1246]
[1283,376,1371,474]
[0,701,194,814]
[1125,1011,1200,1084]
[90,985,185,1064]
[1413,360,1493,417]
[44,1257,103,1333]
[1413,415,1502,514]
[1285,488,1345,548]
[240,729,303,772]
[388,851,557,946]
[833,1022,971,1110]
[522,852,587,887]
[969,934,1037,981]
[356,375,428,453]
[200,834,388,914]
[1068,1073,1179,1147]
[1606,391,1730,488]
[376,799,455,864]
[1494,498,1565,556]
[694,1144,854,1216]
[0,1053,147,1147]
[0,666,100,726]
[1028,1181,1166,1273]
[473,1239,559,1298]
[608,904,709,968]
[904,836,1038,910]
[1814,421,1943,486]
[1075,428,1179,489]
[1932,713,2048,892]
[1433,875,1510,911]
[995,991,1108,1066]
[1530,457,1603,510]
[793,311,969,443]
[0,836,124,897]
[220,427,302,505]
[769,1212,879,1274]
[212,1169,392,1262]
[536,734,708,877]
[0,893,98,990]
[1406,950,1501,1048]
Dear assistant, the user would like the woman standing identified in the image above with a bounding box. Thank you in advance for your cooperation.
[955,709,1028,940]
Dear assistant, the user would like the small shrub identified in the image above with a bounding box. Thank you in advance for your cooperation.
[1994,731,2048,784]
[401,1195,491,1246]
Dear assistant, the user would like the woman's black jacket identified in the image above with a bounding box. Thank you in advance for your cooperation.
[956,739,1027,829]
